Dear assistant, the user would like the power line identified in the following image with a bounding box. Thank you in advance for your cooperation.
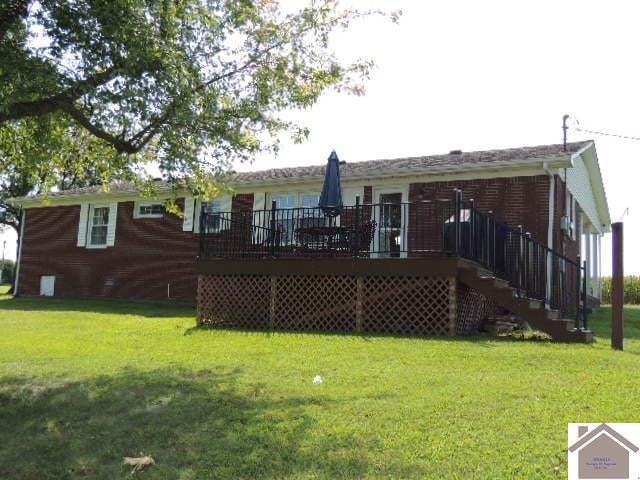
[574,127,640,142]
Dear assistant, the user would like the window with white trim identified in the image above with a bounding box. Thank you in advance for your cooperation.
[202,199,223,232]
[267,193,327,243]
[89,205,110,246]
[136,202,164,218]
[271,194,297,243]
[299,193,326,229]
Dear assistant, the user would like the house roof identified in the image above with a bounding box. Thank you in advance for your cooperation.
[29,180,175,199]
[232,141,591,185]
[569,424,639,453]
[12,140,600,205]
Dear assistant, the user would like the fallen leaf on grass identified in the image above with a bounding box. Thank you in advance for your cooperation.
[123,456,155,474]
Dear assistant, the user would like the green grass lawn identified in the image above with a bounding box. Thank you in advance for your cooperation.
[0,293,638,479]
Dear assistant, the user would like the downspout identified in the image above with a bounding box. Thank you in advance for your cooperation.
[543,162,555,249]
[562,114,569,256]
[543,162,555,304]
[13,209,25,296]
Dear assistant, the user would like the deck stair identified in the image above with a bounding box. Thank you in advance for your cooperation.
[459,263,594,343]
[483,314,521,335]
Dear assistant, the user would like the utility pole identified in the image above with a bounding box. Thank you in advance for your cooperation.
[611,222,624,350]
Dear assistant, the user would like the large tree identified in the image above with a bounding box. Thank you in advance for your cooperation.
[0,114,124,292]
[1,113,129,230]
[1,0,393,196]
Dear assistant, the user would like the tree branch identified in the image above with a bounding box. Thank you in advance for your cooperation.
[61,104,139,154]
[0,67,117,123]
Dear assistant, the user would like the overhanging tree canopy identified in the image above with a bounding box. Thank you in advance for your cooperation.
[0,0,396,196]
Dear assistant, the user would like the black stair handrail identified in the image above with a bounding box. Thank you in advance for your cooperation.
[451,188,588,329]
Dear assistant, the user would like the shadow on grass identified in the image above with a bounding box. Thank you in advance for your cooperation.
[0,295,195,319]
[6,295,638,346]
[188,323,561,346]
[0,368,370,480]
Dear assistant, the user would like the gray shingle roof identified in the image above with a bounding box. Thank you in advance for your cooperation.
[30,180,174,198]
[233,141,591,184]
[17,141,592,201]
[232,141,592,184]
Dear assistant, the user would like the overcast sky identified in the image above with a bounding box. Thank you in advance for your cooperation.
[2,0,637,275]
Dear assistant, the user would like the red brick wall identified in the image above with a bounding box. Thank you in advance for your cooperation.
[233,193,254,211]
[364,186,372,204]
[19,200,199,302]
[409,176,551,245]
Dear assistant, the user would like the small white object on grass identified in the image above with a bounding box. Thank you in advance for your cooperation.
[313,375,323,384]
[123,455,155,474]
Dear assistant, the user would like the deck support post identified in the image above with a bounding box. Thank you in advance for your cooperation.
[269,275,277,329]
[448,277,457,336]
[612,222,624,350]
[355,277,364,332]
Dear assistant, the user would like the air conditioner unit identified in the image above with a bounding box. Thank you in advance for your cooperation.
[560,216,571,232]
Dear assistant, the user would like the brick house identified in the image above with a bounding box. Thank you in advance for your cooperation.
[11,141,610,341]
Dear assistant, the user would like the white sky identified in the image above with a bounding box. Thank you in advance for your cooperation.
[2,0,636,275]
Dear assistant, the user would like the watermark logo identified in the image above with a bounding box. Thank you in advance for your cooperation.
[568,423,640,479]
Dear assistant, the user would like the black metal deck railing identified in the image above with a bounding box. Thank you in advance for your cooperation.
[199,189,588,328]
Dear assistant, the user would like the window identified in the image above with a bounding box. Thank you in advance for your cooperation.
[299,193,326,228]
[136,203,164,218]
[266,193,331,243]
[203,199,223,232]
[271,195,297,243]
[301,194,320,209]
[89,205,110,246]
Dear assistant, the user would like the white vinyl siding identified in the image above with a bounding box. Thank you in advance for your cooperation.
[252,192,266,212]
[198,196,232,233]
[565,153,603,233]
[106,202,118,246]
[77,203,89,246]
[182,196,195,231]
[342,186,365,206]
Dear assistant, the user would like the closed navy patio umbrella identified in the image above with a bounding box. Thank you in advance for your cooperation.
[318,150,343,217]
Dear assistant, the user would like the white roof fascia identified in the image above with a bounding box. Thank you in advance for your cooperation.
[577,143,611,232]
[12,189,182,209]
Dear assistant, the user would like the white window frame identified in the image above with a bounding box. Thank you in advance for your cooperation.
[371,184,410,259]
[266,192,329,244]
[268,193,300,244]
[133,201,164,219]
[203,199,224,233]
[87,204,110,248]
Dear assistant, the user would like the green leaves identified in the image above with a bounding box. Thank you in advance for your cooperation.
[0,0,385,199]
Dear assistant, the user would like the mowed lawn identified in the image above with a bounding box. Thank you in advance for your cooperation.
[0,288,638,479]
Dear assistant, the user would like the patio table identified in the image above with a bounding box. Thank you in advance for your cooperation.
[295,225,351,251]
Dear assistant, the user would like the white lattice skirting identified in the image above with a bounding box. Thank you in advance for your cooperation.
[198,274,459,336]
